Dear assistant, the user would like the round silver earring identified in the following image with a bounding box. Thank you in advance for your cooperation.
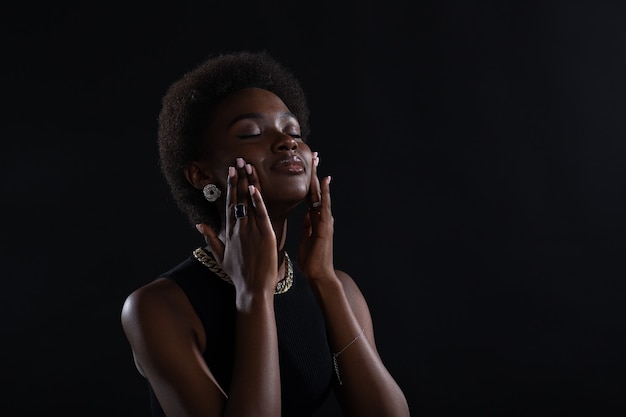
[202,183,222,202]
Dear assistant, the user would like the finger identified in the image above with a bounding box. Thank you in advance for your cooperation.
[195,222,216,240]
[244,162,262,220]
[248,185,273,236]
[195,223,225,260]
[308,151,322,210]
[319,175,332,212]
[233,157,252,227]
[300,210,312,237]
[235,157,250,205]
[225,165,237,232]
[244,162,260,192]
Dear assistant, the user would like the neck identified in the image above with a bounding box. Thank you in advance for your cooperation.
[273,217,288,253]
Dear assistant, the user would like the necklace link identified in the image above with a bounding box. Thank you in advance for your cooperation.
[192,247,293,295]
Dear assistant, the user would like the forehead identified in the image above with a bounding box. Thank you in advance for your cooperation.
[215,87,291,116]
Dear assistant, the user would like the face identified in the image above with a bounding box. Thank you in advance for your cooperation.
[201,87,313,209]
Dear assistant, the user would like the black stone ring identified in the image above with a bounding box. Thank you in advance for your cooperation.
[234,203,247,219]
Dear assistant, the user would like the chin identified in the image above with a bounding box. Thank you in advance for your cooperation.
[265,183,308,205]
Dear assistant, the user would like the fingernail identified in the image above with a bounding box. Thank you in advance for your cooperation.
[228,166,235,177]
[248,185,256,195]
[236,157,244,168]
[245,163,252,175]
[195,224,202,233]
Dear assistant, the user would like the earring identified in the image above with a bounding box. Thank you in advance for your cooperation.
[202,183,222,202]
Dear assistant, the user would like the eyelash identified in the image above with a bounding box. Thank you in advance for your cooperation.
[238,133,302,139]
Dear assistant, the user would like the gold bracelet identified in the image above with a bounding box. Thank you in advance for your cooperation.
[332,328,365,386]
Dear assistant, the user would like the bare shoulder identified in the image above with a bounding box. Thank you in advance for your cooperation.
[334,269,377,345]
[121,277,205,359]
[334,269,365,303]
[121,278,187,326]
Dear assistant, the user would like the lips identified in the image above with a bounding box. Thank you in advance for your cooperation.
[271,155,305,174]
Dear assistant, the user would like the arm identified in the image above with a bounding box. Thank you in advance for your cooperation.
[120,279,228,417]
[121,163,283,417]
[298,155,410,416]
[310,271,410,417]
[120,276,281,417]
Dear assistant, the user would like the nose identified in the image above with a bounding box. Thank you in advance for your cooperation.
[273,133,298,152]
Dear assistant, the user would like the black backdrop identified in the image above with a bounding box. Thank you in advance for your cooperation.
[2,1,626,416]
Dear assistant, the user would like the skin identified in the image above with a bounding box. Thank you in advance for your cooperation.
[121,88,410,417]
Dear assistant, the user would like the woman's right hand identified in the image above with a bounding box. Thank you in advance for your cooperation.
[196,158,278,297]
[194,158,283,415]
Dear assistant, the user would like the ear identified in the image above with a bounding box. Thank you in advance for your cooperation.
[184,162,214,190]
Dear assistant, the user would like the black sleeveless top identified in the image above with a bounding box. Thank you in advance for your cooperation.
[146,253,334,417]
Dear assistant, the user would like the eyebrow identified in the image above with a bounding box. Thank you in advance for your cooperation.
[228,111,297,128]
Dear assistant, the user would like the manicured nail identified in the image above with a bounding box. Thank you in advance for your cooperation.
[245,163,252,175]
[248,185,256,196]
[236,157,244,168]
[228,166,235,177]
[195,224,203,233]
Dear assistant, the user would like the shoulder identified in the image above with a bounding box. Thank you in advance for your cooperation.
[334,269,366,306]
[121,278,205,357]
[121,253,206,321]
[334,269,379,347]
[121,278,185,323]
[334,270,372,322]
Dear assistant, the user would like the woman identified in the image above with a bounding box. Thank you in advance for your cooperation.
[121,50,410,417]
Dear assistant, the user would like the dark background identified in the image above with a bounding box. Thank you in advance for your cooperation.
[2,1,625,416]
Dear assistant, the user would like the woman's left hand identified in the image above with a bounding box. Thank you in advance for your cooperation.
[297,152,336,281]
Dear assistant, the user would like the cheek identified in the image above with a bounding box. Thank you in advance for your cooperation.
[208,157,233,184]
[205,145,247,179]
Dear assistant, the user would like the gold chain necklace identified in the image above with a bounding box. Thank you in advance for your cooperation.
[192,247,293,295]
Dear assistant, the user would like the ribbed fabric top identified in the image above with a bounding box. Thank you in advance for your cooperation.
[146,253,334,417]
